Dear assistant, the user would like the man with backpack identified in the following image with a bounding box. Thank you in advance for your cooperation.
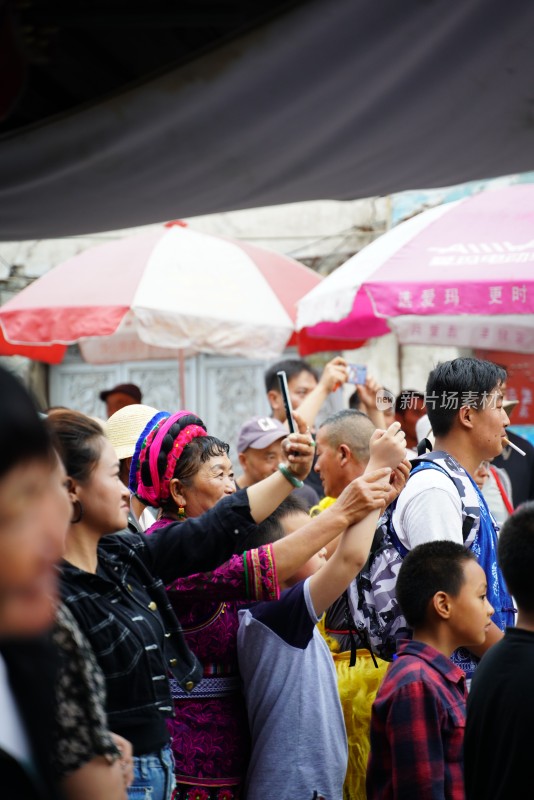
[314,408,413,661]
[316,359,515,682]
[391,357,515,683]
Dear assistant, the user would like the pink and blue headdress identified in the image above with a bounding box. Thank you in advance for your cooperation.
[134,410,207,507]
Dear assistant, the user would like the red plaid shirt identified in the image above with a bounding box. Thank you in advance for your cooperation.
[367,639,467,800]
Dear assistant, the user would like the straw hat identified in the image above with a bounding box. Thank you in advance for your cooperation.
[105,403,160,460]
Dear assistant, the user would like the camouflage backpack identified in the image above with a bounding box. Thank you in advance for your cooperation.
[347,451,480,662]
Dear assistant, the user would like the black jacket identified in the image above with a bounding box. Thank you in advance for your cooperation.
[1,635,60,800]
[60,489,258,754]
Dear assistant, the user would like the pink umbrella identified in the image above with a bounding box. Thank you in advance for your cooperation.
[0,221,321,365]
[296,185,534,355]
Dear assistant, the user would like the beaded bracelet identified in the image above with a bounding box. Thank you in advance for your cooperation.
[278,463,304,489]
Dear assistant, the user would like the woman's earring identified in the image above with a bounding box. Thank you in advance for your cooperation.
[71,499,84,524]
[177,506,186,519]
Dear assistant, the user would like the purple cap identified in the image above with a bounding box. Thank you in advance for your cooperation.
[237,415,287,452]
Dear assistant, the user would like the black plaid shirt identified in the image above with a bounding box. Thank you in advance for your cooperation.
[60,490,258,754]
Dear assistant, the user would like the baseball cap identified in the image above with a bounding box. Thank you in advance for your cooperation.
[237,416,287,452]
[99,382,142,404]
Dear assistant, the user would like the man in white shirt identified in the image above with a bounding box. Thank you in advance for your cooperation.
[392,357,515,679]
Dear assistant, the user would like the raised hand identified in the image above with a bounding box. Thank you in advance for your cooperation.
[356,374,381,411]
[367,421,407,471]
[281,411,316,480]
[382,457,411,508]
[320,356,349,393]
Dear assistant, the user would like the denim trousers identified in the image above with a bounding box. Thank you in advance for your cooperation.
[128,743,176,800]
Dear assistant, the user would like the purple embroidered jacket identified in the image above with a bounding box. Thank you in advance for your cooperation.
[145,518,278,797]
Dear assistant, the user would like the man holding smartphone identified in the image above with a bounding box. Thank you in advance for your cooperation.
[264,356,350,498]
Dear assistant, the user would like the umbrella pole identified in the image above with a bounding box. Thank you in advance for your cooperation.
[178,349,186,409]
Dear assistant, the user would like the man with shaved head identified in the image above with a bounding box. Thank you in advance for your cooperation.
[314,409,377,502]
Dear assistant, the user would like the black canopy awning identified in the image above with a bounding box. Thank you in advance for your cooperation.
[1,0,533,239]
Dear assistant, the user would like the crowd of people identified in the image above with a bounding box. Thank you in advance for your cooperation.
[1,353,533,800]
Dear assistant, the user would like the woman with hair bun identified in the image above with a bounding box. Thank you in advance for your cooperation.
[47,407,316,800]
[135,410,388,800]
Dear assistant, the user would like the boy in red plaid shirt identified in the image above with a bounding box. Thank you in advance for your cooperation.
[367,541,494,800]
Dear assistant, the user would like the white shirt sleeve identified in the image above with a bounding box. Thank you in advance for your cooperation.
[392,469,464,550]
[0,654,31,764]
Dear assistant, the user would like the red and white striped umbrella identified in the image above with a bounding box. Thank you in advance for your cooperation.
[0,222,321,364]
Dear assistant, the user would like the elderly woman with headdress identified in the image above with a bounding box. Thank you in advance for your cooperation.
[134,410,387,800]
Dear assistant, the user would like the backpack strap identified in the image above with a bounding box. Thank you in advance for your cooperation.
[409,458,476,543]
[342,589,379,668]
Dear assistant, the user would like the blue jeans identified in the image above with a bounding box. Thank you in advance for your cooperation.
[128,744,175,800]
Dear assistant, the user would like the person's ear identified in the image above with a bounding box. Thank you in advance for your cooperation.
[458,404,474,430]
[169,478,187,509]
[432,591,452,620]
[238,451,248,472]
[338,443,352,466]
[66,477,79,503]
[267,389,282,413]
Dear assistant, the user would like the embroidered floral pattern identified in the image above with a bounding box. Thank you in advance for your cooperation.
[172,788,239,800]
[186,789,210,800]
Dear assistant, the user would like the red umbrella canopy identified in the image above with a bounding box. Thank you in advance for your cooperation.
[0,222,321,364]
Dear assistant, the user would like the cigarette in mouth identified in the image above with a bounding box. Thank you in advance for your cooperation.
[503,437,526,457]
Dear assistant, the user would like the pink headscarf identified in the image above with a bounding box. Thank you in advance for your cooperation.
[136,410,207,507]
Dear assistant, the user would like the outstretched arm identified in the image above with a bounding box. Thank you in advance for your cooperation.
[309,421,407,615]
[273,468,391,582]
[355,374,388,429]
[294,356,349,428]
[308,474,389,617]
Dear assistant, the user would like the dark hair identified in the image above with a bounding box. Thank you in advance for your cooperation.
[498,502,534,612]
[395,390,425,415]
[245,495,309,550]
[0,365,52,478]
[138,412,229,512]
[318,408,375,463]
[425,357,507,437]
[348,388,363,411]
[396,541,476,628]
[264,358,319,394]
[46,410,104,483]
